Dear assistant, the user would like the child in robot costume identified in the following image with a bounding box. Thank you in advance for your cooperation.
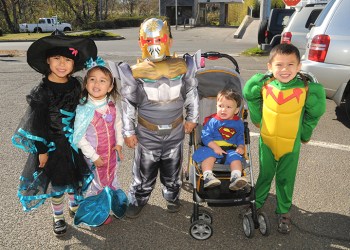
[110,18,200,218]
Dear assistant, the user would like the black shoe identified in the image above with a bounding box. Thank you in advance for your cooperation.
[68,209,76,218]
[167,199,181,213]
[125,204,145,219]
[278,213,291,234]
[53,219,67,236]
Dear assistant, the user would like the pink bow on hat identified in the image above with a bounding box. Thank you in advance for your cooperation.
[69,48,78,57]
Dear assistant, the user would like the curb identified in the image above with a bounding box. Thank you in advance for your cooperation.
[0,36,125,43]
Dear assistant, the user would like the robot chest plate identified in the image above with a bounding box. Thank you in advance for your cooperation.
[142,78,182,103]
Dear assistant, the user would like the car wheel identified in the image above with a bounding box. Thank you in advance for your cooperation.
[258,19,268,45]
[63,27,71,32]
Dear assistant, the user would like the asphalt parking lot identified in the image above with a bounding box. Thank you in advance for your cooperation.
[0,26,349,249]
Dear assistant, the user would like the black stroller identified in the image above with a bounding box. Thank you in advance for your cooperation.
[185,52,271,240]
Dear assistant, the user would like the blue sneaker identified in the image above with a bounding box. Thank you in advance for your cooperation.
[203,172,221,188]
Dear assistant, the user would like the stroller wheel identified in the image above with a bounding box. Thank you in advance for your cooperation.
[258,212,271,236]
[242,214,255,238]
[189,220,213,240]
[190,209,213,224]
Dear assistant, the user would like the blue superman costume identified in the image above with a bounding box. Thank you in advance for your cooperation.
[193,114,244,164]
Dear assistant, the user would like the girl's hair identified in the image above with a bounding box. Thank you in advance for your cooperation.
[81,66,119,104]
[268,43,301,63]
[46,47,78,76]
[217,89,242,108]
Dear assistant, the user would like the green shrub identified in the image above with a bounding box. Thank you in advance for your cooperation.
[83,16,147,30]
[76,29,120,38]
[241,47,268,56]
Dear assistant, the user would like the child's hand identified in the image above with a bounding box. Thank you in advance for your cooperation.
[184,122,197,134]
[94,157,104,167]
[113,145,124,161]
[125,135,138,149]
[214,147,226,156]
[208,141,226,156]
[38,153,48,168]
[236,145,245,155]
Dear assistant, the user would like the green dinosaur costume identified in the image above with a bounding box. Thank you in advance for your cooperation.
[243,73,326,214]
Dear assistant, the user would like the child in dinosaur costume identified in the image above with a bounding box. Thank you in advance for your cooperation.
[243,44,326,234]
[114,18,200,218]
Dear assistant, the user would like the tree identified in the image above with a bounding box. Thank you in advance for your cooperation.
[0,0,23,33]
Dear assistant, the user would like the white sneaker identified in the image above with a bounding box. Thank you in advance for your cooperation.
[203,172,221,188]
[229,176,248,191]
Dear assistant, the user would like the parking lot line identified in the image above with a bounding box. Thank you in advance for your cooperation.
[250,132,350,152]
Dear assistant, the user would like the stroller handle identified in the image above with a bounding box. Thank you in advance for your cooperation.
[201,51,240,74]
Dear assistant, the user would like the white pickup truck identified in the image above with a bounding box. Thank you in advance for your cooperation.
[19,16,72,33]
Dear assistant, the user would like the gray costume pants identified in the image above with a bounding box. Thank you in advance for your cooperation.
[128,123,184,206]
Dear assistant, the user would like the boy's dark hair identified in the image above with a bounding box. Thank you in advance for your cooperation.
[217,89,242,108]
[81,66,119,104]
[269,43,301,63]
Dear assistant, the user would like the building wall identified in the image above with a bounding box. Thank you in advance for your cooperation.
[160,0,198,25]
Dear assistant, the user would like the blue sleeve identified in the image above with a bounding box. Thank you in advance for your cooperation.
[201,119,216,146]
[236,120,245,146]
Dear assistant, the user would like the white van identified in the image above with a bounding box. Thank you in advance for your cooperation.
[281,3,326,56]
[301,0,350,119]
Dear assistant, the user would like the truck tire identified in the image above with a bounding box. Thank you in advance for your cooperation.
[63,27,71,32]
[34,27,42,33]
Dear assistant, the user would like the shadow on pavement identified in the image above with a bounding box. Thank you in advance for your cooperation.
[335,106,350,129]
[57,192,350,250]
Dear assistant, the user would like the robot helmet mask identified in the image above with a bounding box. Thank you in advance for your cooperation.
[139,18,171,62]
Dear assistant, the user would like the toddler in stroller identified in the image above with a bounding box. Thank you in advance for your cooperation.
[186,52,270,240]
[192,89,248,191]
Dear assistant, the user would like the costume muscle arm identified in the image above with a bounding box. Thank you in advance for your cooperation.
[301,83,326,142]
[243,74,265,126]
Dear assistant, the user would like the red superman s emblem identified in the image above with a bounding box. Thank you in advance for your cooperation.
[219,127,236,140]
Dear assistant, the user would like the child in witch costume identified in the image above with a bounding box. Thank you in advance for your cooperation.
[12,35,97,236]
[113,18,200,218]
[243,44,326,234]
[72,57,128,227]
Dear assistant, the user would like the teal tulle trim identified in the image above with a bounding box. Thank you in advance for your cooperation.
[17,169,94,212]
[60,109,78,152]
[12,128,56,154]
